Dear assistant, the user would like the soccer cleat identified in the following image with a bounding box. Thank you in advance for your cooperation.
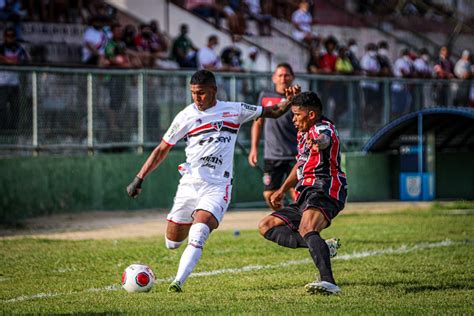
[168,280,183,293]
[326,238,341,258]
[305,281,341,295]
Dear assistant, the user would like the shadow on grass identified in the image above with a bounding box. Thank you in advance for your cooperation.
[404,283,474,293]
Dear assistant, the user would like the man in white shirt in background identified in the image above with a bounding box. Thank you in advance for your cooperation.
[391,48,414,117]
[291,0,318,46]
[197,34,221,70]
[82,15,108,66]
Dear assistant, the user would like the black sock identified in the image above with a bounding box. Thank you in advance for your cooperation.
[264,225,308,249]
[304,231,336,284]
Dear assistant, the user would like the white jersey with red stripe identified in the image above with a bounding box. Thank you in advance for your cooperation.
[295,117,348,204]
[162,100,262,184]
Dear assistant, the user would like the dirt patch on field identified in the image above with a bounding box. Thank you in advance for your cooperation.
[0,202,433,240]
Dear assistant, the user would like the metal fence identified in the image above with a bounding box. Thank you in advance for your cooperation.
[0,65,472,155]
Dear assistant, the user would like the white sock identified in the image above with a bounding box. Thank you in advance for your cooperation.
[174,223,210,285]
[165,237,184,249]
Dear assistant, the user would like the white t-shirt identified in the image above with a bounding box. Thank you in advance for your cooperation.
[392,56,413,91]
[414,58,430,75]
[162,100,263,183]
[393,56,413,78]
[82,27,107,62]
[360,53,380,89]
[197,46,221,70]
[291,9,312,41]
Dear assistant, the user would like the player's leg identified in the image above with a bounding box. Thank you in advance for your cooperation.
[165,221,192,249]
[258,207,306,248]
[259,207,341,256]
[169,182,230,292]
[165,177,197,250]
[170,210,218,292]
[299,204,341,294]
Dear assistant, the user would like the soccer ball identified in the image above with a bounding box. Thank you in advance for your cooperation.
[122,263,155,293]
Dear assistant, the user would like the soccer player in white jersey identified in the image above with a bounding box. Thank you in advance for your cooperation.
[126,70,300,292]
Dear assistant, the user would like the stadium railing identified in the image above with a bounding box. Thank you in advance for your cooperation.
[0,65,472,156]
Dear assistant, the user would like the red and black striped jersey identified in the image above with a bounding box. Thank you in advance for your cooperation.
[295,117,347,204]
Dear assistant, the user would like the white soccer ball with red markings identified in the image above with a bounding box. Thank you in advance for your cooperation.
[122,263,155,293]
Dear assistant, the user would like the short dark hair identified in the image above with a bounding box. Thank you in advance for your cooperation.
[275,63,294,76]
[190,70,216,85]
[292,91,323,114]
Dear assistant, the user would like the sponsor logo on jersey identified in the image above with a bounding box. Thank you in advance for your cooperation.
[241,103,258,112]
[200,154,223,169]
[211,121,223,131]
[196,118,202,124]
[198,136,232,145]
[222,112,239,118]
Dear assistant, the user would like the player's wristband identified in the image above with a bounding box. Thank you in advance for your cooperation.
[132,176,143,188]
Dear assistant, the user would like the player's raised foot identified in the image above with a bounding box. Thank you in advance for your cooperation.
[168,280,183,293]
[305,281,341,295]
[326,238,341,258]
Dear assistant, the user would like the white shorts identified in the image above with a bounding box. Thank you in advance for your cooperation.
[167,175,232,225]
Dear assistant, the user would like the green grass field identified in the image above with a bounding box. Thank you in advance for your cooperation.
[1,206,473,314]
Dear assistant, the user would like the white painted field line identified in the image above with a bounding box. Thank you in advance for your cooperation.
[3,239,469,303]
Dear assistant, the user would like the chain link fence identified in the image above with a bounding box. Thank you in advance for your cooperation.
[0,66,472,156]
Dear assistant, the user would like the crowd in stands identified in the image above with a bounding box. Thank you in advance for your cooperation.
[0,0,473,85]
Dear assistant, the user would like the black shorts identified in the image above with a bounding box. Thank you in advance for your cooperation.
[263,159,295,191]
[270,187,344,230]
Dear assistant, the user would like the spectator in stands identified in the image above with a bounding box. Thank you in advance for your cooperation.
[346,38,361,74]
[413,48,432,78]
[243,0,272,36]
[392,48,414,117]
[291,0,318,46]
[134,23,168,68]
[242,46,259,72]
[185,0,223,29]
[377,41,392,77]
[197,34,221,70]
[335,46,354,75]
[319,36,338,74]
[103,22,129,139]
[222,0,247,35]
[433,45,454,106]
[0,27,29,133]
[82,15,108,65]
[104,22,132,68]
[150,19,170,54]
[434,46,454,79]
[122,24,138,50]
[333,46,353,124]
[453,50,471,106]
[454,50,471,80]
[0,0,23,40]
[360,42,382,131]
[307,40,321,73]
[171,24,198,69]
[220,35,244,72]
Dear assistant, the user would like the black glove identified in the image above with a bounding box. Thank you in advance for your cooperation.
[127,176,143,198]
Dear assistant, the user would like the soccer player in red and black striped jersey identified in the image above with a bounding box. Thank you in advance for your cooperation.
[258,91,347,295]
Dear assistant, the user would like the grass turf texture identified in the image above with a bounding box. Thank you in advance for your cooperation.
[1,206,473,314]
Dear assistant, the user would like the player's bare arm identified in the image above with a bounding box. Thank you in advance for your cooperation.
[269,163,299,210]
[248,118,264,167]
[262,85,301,118]
[126,141,173,198]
